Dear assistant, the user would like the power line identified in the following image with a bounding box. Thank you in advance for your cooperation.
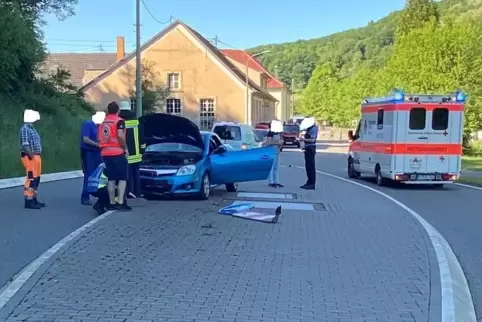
[216,39,237,49]
[48,38,133,43]
[141,0,174,24]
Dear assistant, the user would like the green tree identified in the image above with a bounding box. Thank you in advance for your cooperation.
[300,63,340,121]
[129,60,170,115]
[397,0,439,35]
[383,18,482,141]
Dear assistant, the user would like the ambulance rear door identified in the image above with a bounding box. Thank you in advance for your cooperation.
[426,104,463,174]
[403,107,428,174]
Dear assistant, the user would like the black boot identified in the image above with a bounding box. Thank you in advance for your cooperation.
[33,198,45,207]
[25,199,42,209]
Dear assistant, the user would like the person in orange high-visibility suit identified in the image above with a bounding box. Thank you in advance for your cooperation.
[19,109,45,209]
[98,102,131,211]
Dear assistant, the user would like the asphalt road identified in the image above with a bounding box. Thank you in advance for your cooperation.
[0,179,96,288]
[0,145,481,319]
[283,145,482,320]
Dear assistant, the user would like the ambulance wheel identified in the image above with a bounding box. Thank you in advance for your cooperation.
[225,183,238,192]
[375,167,385,186]
[348,158,360,179]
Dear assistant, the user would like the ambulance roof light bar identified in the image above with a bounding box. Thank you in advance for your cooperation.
[363,89,467,105]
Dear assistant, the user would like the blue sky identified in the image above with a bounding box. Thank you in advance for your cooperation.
[43,0,406,53]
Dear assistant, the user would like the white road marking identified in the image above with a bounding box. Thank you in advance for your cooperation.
[454,183,482,191]
[0,210,115,310]
[294,165,476,322]
[237,192,293,199]
[231,200,314,211]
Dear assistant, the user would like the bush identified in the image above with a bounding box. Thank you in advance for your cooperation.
[0,94,90,179]
[0,0,94,179]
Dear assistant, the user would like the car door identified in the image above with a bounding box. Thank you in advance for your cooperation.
[404,107,428,174]
[244,126,259,149]
[210,144,276,184]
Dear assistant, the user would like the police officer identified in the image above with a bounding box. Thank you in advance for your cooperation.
[299,117,318,190]
[119,101,145,198]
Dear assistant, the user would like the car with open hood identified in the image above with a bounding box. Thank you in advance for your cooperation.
[139,113,276,200]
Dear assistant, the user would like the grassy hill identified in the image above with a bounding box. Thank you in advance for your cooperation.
[249,0,482,91]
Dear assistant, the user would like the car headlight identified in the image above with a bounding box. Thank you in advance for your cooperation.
[176,165,196,176]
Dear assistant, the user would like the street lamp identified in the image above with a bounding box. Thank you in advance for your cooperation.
[245,50,270,125]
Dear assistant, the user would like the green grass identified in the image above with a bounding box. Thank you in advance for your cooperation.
[457,176,482,187]
[462,156,482,171]
[462,140,482,171]
[0,96,90,179]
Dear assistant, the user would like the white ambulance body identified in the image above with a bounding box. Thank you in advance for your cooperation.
[347,90,465,186]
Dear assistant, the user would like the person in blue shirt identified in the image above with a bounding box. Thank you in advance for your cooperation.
[80,112,104,205]
[299,117,318,190]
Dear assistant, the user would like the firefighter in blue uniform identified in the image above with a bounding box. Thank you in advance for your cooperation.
[119,101,145,198]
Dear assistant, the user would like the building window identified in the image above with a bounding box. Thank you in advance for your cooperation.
[166,98,182,115]
[409,107,426,130]
[432,108,449,130]
[167,73,181,90]
[377,109,384,129]
[130,98,136,110]
[200,98,215,130]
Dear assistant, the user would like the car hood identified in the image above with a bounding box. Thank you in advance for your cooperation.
[139,113,204,150]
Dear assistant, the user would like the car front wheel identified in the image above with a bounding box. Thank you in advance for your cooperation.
[197,172,211,200]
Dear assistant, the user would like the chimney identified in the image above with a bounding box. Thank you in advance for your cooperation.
[116,36,125,61]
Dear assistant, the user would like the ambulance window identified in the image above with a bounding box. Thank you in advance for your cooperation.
[377,109,384,128]
[432,108,449,130]
[409,108,426,130]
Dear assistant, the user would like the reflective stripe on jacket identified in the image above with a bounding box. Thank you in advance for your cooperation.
[98,114,125,156]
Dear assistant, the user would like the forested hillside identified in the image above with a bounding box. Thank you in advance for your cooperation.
[249,0,482,141]
[250,0,482,90]
[0,0,91,178]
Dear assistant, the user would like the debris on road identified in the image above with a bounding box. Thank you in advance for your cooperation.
[219,203,282,223]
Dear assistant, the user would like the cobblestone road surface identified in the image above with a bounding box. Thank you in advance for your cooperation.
[305,148,481,320]
[0,165,438,322]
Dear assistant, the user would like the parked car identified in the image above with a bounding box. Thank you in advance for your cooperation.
[254,128,269,143]
[139,114,276,200]
[212,122,262,150]
[282,124,301,148]
[255,122,270,130]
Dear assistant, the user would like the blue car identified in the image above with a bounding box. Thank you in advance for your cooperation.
[139,113,276,200]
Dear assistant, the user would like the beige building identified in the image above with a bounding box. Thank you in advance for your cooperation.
[220,49,293,122]
[77,21,277,130]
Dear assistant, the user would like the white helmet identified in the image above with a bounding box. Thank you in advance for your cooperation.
[119,100,131,111]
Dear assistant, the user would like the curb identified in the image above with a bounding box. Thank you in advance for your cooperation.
[305,167,477,322]
[0,170,83,190]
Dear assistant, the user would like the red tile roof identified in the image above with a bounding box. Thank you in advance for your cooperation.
[220,49,285,89]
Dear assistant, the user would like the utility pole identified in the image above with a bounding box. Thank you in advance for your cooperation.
[291,79,295,116]
[135,0,142,117]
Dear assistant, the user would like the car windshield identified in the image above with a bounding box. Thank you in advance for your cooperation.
[255,129,269,139]
[213,125,242,140]
[283,125,300,133]
[145,143,202,153]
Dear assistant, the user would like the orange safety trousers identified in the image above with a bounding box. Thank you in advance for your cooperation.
[21,155,42,199]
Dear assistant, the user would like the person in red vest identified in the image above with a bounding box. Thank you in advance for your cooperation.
[98,102,131,211]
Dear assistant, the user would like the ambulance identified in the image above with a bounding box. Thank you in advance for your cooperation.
[347,89,466,186]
